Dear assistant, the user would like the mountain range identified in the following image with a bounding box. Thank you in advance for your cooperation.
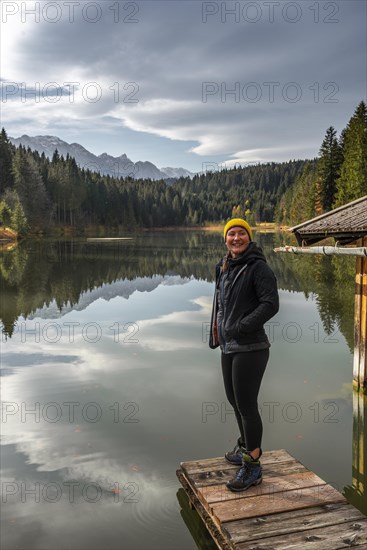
[9,134,195,181]
[28,274,191,319]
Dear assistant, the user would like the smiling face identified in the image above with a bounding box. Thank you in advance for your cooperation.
[225,226,251,258]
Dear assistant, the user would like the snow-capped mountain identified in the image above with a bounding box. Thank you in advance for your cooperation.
[28,274,192,319]
[160,166,194,178]
[9,134,195,180]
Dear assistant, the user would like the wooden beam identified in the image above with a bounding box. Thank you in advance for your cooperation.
[354,237,367,391]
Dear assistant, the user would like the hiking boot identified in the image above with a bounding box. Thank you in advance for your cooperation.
[224,438,246,465]
[226,451,262,492]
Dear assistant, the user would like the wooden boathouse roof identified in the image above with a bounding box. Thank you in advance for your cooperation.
[290,195,367,245]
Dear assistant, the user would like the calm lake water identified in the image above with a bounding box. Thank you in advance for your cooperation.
[1,231,365,550]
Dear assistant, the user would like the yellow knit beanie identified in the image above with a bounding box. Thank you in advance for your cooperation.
[223,218,252,241]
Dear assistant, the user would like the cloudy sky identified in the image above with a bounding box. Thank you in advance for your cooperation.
[1,0,366,171]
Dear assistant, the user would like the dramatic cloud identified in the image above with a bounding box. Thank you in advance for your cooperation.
[1,0,366,169]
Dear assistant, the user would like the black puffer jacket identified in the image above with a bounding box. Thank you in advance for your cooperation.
[209,242,279,353]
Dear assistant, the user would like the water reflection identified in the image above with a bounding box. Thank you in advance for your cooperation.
[344,391,367,514]
[0,232,356,350]
[0,231,364,550]
[176,489,217,549]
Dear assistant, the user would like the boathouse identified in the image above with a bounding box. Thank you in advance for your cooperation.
[278,195,367,518]
[286,195,367,392]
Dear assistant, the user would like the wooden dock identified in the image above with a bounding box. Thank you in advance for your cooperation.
[176,450,367,549]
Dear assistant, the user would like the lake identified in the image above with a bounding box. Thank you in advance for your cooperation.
[1,231,365,550]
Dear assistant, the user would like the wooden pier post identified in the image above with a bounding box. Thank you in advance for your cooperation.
[353,237,367,392]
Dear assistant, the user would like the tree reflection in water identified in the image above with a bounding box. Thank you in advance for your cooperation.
[1,230,364,518]
[0,231,356,349]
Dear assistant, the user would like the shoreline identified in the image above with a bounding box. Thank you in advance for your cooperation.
[0,223,287,242]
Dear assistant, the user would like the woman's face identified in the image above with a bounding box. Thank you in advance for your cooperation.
[225,226,250,258]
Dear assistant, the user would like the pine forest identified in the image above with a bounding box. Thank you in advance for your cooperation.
[0,101,366,236]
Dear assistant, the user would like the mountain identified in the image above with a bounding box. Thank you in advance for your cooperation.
[9,134,195,180]
[28,274,191,319]
[160,166,194,178]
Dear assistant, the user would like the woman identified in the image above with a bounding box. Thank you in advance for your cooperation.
[209,218,279,492]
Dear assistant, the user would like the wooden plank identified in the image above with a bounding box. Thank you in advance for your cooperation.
[177,451,366,550]
[181,449,294,475]
[236,518,367,549]
[223,503,366,544]
[198,471,327,505]
[191,460,307,488]
[212,484,346,522]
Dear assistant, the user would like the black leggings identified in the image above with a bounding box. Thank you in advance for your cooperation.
[221,349,269,451]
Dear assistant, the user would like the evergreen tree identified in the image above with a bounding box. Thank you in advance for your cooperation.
[12,148,50,228]
[317,126,342,211]
[275,161,318,225]
[10,201,29,235]
[0,128,15,192]
[0,200,11,226]
[334,101,367,206]
[64,156,85,225]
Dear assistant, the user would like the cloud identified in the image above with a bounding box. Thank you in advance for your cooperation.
[134,295,212,351]
[2,0,366,166]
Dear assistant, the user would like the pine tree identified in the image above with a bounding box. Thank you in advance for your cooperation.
[0,200,11,226]
[277,162,317,225]
[317,126,343,211]
[10,201,29,235]
[12,148,50,228]
[0,128,15,193]
[334,101,367,206]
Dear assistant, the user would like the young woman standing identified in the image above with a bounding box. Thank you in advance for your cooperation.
[209,218,279,492]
